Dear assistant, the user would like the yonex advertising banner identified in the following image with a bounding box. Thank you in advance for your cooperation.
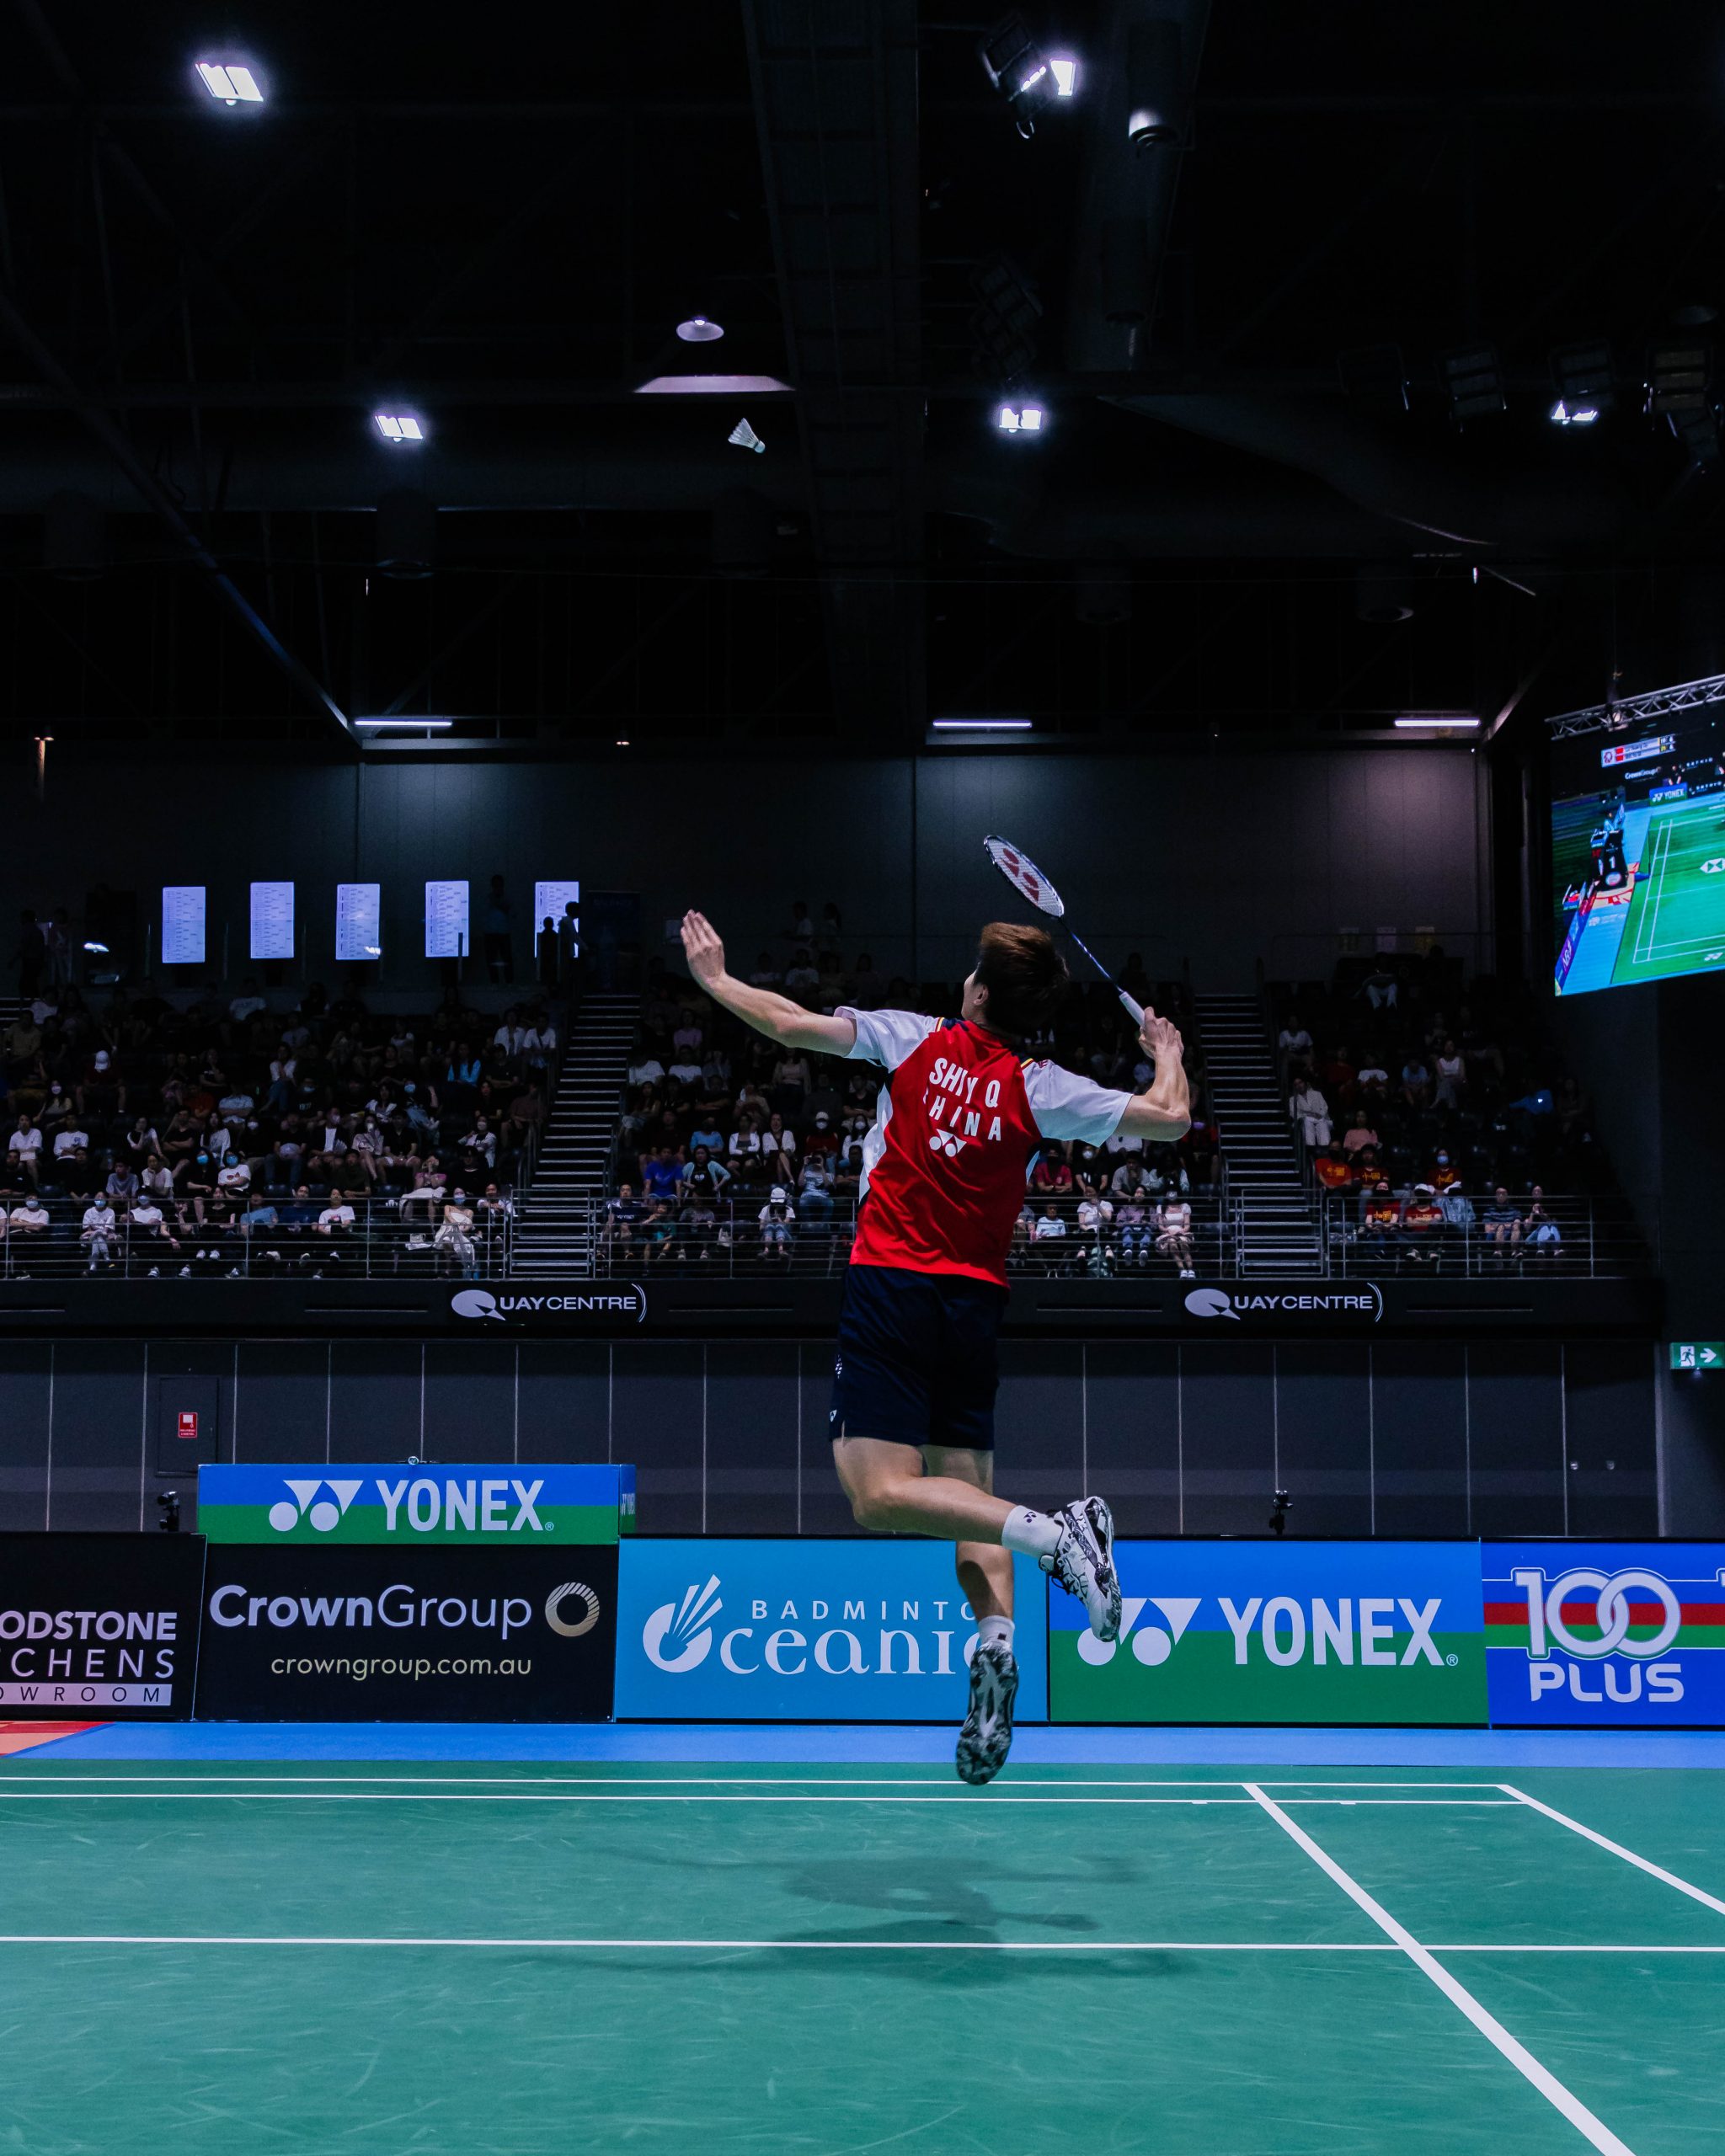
[0,1532,206,1719]
[1049,1540,1487,1725]
[1484,1542,1725,1726]
[615,1540,1049,1721]
[194,1544,618,1721]
[196,1464,634,1544]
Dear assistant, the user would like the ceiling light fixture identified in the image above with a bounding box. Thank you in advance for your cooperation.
[635,372,792,395]
[996,403,1045,434]
[195,60,264,105]
[1548,399,1599,428]
[1394,715,1481,730]
[374,412,425,444]
[355,717,455,730]
[1049,56,1078,97]
[676,316,724,343]
[932,718,1033,731]
[978,13,1059,137]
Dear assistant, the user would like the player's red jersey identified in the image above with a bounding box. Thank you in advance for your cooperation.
[839,1008,1132,1287]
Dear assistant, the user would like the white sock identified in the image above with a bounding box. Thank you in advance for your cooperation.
[977,1614,1015,1655]
[1000,1505,1061,1559]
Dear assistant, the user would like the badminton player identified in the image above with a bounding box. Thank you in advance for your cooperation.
[681,910,1191,1783]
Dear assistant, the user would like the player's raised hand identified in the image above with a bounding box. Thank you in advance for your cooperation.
[681,910,727,990]
[1139,1007,1184,1063]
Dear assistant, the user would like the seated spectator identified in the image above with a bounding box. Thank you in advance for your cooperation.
[1155,1196,1195,1278]
[317,1188,356,1235]
[832,1143,863,1206]
[1356,1057,1389,1103]
[797,1153,835,1223]
[641,1147,682,1206]
[1321,1046,1357,1107]
[1277,1013,1313,1075]
[760,1112,798,1179]
[785,899,814,944]
[1032,1148,1074,1196]
[1076,1189,1114,1246]
[1114,1187,1152,1264]
[604,1184,648,1248]
[1313,1143,1354,1191]
[1341,1110,1379,1156]
[1434,1039,1467,1108]
[1429,1150,1461,1193]
[688,1117,726,1155]
[805,1109,841,1165]
[1400,1185,1445,1268]
[8,1192,49,1244]
[402,1157,449,1222]
[130,1194,181,1260]
[1290,1079,1331,1150]
[8,1112,43,1187]
[681,1145,730,1208]
[628,1044,666,1090]
[758,1185,796,1262]
[1359,1181,1402,1264]
[81,1195,119,1272]
[1482,1186,1520,1262]
[140,1154,175,1203]
[53,1117,91,1164]
[1032,1201,1071,1269]
[770,1048,811,1106]
[667,1046,703,1089]
[461,1115,498,1169]
[1521,1186,1562,1266]
[1399,1056,1432,1111]
[433,1191,478,1276]
[105,1161,142,1208]
[1356,963,1399,1010]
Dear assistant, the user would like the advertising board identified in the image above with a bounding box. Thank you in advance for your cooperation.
[0,1532,206,1718]
[194,1544,617,1721]
[1049,1540,1487,1725]
[615,1540,1049,1721]
[197,1464,633,1543]
[1484,1542,1725,1726]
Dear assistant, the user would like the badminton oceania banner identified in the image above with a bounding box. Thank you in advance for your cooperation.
[1049,1540,1487,1726]
[1483,1541,1725,1726]
[615,1540,1049,1721]
[196,1464,633,1544]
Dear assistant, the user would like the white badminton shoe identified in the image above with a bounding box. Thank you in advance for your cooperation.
[956,1640,1018,1785]
[1043,1497,1123,1642]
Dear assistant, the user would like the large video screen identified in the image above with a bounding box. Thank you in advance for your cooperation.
[1551,707,1725,994]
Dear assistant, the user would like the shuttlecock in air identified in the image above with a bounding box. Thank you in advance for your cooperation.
[728,417,765,454]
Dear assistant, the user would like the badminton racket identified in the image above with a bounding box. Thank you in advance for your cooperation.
[982,834,1145,1027]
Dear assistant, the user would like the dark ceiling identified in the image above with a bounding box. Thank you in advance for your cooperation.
[3,0,1724,755]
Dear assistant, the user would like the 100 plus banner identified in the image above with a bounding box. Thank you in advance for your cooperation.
[1484,1542,1725,1726]
[1049,1540,1487,1725]
[196,1464,633,1544]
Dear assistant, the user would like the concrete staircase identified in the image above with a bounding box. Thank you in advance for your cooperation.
[1192,992,1323,1276]
[509,993,638,1278]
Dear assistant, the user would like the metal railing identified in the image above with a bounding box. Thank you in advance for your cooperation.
[585,1187,1230,1278]
[0,1193,514,1280]
[1319,1192,1653,1278]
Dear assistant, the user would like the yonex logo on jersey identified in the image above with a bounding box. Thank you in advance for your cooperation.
[929,1129,968,1157]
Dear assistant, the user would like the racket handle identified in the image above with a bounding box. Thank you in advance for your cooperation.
[1118,990,1146,1028]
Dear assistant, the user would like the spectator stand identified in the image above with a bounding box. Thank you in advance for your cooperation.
[1264,950,1654,1281]
[592,933,1217,1280]
[0,979,558,1283]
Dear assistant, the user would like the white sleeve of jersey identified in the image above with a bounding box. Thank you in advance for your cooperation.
[836,1006,938,1071]
[1024,1059,1134,1145]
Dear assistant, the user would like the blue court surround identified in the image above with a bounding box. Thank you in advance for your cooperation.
[17,1721,1725,1766]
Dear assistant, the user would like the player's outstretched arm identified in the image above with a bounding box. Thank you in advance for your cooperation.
[680,910,858,1054]
[1116,1010,1192,1139]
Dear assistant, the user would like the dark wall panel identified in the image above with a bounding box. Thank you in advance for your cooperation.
[1083,1342,1180,1535]
[1274,1344,1372,1538]
[423,1340,517,1464]
[705,1343,798,1535]
[232,1342,330,1466]
[798,1343,851,1535]
[1564,1340,1659,1537]
[0,1343,52,1530]
[46,1341,146,1531]
[1178,1343,1274,1534]
[994,1344,1084,1512]
[611,1342,705,1534]
[1370,1342,1468,1536]
[327,1342,423,1463]
[1467,1342,1565,1538]
[515,1342,610,1462]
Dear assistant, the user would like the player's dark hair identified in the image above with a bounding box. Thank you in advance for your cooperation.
[974,921,1070,1038]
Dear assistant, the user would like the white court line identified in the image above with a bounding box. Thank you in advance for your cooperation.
[0,1934,1717,1955]
[0,1774,1508,1790]
[1501,1785,1725,1919]
[0,1790,1263,1806]
[0,1934,1399,1952]
[1635,814,1675,964]
[1243,1783,1637,2156]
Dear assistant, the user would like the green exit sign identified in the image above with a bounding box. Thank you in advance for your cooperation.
[1671,1342,1725,1370]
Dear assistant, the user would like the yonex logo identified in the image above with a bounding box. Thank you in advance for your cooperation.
[1078,1595,1202,1668]
[267,1479,363,1534]
[928,1129,968,1158]
[643,1576,722,1672]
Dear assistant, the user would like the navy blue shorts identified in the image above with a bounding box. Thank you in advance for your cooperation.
[829,1263,1007,1452]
